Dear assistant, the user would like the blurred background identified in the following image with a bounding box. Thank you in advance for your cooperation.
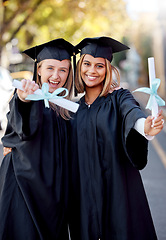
[0,0,166,122]
[0,0,166,129]
[0,1,166,239]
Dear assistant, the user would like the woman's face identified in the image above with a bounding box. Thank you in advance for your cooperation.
[38,59,70,93]
[81,54,106,89]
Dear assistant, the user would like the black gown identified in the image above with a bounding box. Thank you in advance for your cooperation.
[0,94,69,240]
[69,88,157,240]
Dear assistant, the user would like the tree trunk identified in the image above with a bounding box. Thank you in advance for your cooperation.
[0,0,44,67]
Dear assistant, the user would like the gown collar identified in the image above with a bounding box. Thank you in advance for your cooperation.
[79,94,108,109]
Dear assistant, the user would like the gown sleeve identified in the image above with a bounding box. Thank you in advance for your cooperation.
[3,93,43,142]
[118,89,148,170]
[0,94,70,239]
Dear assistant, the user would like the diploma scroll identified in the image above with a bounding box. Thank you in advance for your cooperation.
[12,80,79,113]
[133,57,165,119]
[148,57,158,117]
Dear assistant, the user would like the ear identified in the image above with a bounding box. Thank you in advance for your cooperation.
[38,69,41,76]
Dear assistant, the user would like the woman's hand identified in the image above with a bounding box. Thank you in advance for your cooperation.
[3,147,12,156]
[144,110,164,136]
[17,79,39,102]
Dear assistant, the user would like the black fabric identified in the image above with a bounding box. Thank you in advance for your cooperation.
[0,94,69,240]
[23,38,74,62]
[69,88,157,240]
[74,36,129,62]
[23,38,74,82]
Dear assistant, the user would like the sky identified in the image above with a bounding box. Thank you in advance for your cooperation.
[124,0,159,18]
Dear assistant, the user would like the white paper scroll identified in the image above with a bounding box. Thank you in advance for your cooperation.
[148,57,158,117]
[12,80,79,113]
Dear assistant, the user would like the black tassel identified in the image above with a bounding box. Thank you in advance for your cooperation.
[33,59,38,82]
[73,52,77,97]
[33,46,37,82]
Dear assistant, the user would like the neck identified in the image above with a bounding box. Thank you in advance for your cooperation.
[85,85,103,105]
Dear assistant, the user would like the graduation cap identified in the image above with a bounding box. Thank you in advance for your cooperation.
[23,38,74,81]
[74,36,130,62]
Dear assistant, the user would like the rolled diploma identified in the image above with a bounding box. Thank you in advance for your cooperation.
[12,80,79,113]
[148,57,158,117]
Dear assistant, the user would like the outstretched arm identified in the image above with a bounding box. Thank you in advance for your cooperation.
[144,110,164,136]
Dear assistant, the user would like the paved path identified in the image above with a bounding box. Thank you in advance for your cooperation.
[141,139,166,240]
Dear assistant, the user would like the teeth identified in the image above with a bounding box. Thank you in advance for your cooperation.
[87,75,96,80]
[50,80,59,84]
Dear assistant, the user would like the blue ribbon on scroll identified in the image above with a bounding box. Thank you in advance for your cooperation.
[26,83,68,108]
[133,78,165,110]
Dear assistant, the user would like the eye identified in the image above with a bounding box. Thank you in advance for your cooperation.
[60,69,67,73]
[97,64,104,68]
[83,62,90,66]
[47,67,53,70]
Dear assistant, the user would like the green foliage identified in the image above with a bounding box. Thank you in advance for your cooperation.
[0,0,129,52]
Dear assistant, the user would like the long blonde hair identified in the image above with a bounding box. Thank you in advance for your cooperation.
[37,60,73,120]
[75,54,120,97]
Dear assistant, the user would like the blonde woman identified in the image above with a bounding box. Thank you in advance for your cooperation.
[0,39,74,240]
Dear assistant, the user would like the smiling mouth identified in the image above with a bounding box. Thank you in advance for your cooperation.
[48,80,60,86]
[86,75,97,80]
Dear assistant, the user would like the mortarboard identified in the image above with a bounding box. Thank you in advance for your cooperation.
[74,36,129,62]
[23,38,74,82]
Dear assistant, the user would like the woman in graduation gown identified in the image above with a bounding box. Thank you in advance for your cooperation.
[0,39,74,240]
[68,37,164,240]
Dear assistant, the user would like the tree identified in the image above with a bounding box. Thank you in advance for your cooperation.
[0,0,130,67]
[0,0,45,62]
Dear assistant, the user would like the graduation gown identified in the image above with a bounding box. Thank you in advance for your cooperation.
[0,94,69,240]
[69,88,157,240]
